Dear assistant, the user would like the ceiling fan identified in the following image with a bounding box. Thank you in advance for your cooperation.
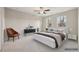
[34,7,50,14]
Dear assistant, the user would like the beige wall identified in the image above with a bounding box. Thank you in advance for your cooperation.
[5,8,42,40]
[0,7,5,50]
[42,8,78,35]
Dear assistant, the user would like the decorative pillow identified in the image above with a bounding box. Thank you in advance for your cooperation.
[57,28,66,33]
[48,28,58,32]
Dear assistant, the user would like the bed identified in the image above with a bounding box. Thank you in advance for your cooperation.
[33,32,66,48]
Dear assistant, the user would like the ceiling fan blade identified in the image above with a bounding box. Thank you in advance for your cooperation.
[43,11,46,14]
[44,9,50,11]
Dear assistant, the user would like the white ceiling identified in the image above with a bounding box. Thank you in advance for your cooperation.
[7,7,76,17]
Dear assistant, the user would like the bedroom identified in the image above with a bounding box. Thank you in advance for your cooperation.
[0,7,78,52]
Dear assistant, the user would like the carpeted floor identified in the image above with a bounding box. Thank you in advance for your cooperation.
[2,34,78,52]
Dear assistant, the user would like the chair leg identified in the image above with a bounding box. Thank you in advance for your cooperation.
[13,37,14,42]
[8,37,9,41]
[18,35,19,39]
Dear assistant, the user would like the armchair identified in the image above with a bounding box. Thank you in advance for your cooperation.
[6,28,20,41]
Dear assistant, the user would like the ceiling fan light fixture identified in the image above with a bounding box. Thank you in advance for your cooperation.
[40,11,43,14]
[34,7,50,14]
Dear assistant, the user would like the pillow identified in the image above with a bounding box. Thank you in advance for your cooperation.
[57,28,66,33]
[48,28,58,32]
[48,27,66,34]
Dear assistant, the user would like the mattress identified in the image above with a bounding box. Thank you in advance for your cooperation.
[33,32,66,48]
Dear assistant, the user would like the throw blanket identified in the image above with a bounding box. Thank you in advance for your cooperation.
[52,32,65,41]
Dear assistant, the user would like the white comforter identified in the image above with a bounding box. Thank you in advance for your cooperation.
[33,32,65,48]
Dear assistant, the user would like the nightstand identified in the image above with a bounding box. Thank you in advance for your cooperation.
[68,34,77,40]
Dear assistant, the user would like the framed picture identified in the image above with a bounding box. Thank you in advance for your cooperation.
[57,16,67,27]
